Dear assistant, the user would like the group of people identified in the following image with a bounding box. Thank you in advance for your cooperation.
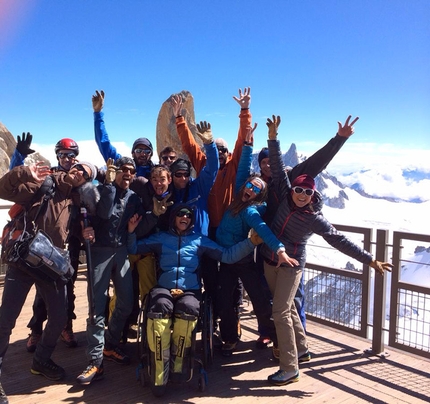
[0,87,393,403]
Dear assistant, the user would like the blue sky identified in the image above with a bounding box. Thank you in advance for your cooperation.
[0,0,429,169]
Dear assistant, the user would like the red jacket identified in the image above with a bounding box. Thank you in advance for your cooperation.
[176,108,252,228]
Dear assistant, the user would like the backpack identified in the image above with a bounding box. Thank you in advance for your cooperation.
[1,175,55,263]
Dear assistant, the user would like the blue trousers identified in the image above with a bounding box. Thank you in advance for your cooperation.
[85,245,133,364]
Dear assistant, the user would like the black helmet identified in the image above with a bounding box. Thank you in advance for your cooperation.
[55,138,79,156]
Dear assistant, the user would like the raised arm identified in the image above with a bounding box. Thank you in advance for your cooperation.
[172,94,206,174]
[288,115,359,181]
[9,132,35,170]
[230,87,253,169]
[266,115,292,200]
[92,90,121,163]
[195,121,219,199]
[235,125,257,194]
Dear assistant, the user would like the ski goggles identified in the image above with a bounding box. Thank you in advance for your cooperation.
[245,181,262,194]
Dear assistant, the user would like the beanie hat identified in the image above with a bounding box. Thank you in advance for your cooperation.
[115,156,136,169]
[292,174,315,190]
[131,137,153,153]
[71,161,97,182]
[258,148,269,166]
[170,158,191,174]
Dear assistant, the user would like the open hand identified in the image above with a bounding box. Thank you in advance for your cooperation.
[196,121,213,144]
[370,259,393,276]
[276,251,299,268]
[266,115,281,140]
[171,94,183,117]
[16,132,35,156]
[29,162,51,182]
[233,87,251,109]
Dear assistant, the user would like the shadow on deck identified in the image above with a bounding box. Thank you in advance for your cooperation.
[1,271,429,404]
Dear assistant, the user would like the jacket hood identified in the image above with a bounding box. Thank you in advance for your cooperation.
[169,203,196,235]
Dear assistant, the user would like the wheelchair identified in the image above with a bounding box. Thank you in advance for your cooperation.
[136,288,213,397]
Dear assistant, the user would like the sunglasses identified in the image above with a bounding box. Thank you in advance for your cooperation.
[73,164,91,181]
[174,171,191,178]
[57,152,76,159]
[245,181,262,194]
[176,209,192,219]
[134,148,151,155]
[119,166,136,174]
[217,147,228,154]
[292,186,314,196]
[161,155,177,161]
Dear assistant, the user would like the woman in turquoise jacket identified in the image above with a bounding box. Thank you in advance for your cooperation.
[215,128,288,356]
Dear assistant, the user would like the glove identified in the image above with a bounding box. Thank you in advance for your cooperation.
[369,259,393,276]
[249,230,263,246]
[16,132,35,156]
[105,158,117,184]
[152,193,174,216]
[196,121,214,144]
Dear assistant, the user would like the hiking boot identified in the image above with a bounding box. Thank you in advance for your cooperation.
[221,341,238,357]
[272,346,280,361]
[26,332,41,353]
[0,382,8,404]
[77,362,104,385]
[30,358,65,381]
[61,321,78,348]
[298,350,311,363]
[268,369,299,386]
[256,336,272,349]
[103,346,131,365]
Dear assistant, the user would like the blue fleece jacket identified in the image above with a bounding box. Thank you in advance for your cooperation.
[216,145,283,254]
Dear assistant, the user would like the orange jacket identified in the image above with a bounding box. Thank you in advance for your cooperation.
[176,108,252,228]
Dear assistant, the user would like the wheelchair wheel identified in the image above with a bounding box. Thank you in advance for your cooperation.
[201,293,214,369]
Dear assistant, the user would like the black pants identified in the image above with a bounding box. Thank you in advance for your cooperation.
[27,236,81,333]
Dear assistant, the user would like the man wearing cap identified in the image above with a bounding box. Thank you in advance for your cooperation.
[92,90,154,179]
[77,156,162,385]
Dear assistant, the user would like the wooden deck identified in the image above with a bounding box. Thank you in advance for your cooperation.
[1,269,429,404]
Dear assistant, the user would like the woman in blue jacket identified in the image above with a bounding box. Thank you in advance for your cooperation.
[127,203,260,393]
[215,127,289,356]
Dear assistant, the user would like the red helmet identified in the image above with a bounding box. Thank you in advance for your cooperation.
[55,138,79,156]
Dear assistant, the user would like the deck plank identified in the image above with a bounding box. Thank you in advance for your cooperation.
[1,270,429,404]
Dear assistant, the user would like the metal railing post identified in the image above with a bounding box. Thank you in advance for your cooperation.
[371,228,388,355]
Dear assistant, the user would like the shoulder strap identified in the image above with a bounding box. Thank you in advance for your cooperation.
[30,175,56,227]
